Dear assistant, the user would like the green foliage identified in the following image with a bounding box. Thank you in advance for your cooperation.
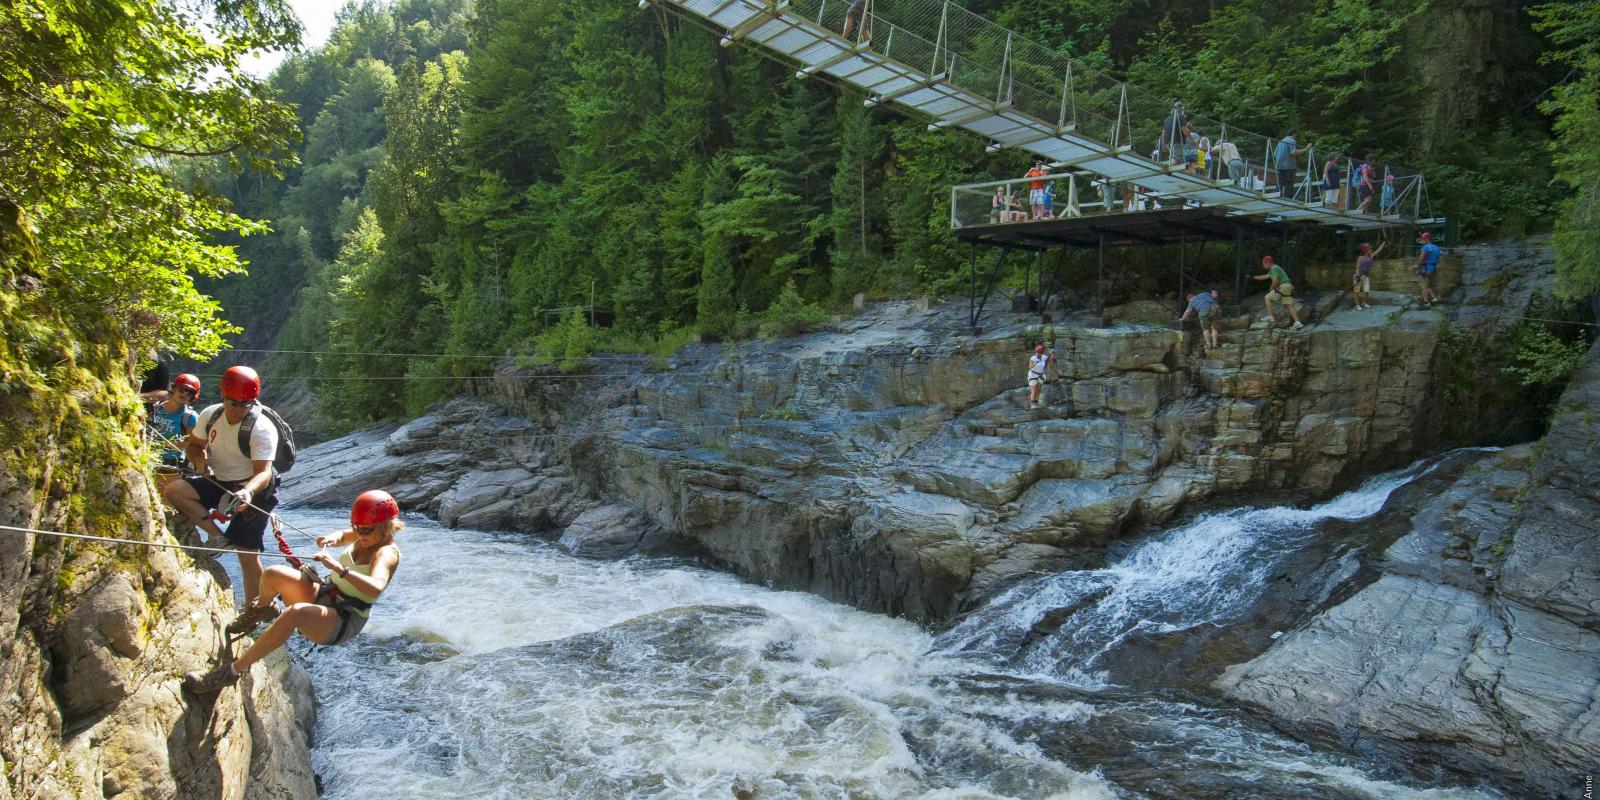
[1532,0,1600,300]
[759,280,831,340]
[529,306,597,371]
[1,0,300,358]
[186,0,1582,426]
[1503,322,1591,388]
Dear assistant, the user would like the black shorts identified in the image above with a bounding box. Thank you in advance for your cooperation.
[181,475,277,552]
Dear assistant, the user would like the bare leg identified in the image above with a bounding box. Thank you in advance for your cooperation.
[237,552,263,610]
[255,564,317,609]
[1263,295,1276,322]
[233,602,341,672]
[1288,303,1303,325]
[162,480,225,540]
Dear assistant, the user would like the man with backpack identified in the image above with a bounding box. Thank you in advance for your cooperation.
[162,365,295,604]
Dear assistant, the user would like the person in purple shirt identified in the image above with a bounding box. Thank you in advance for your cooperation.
[1351,241,1387,310]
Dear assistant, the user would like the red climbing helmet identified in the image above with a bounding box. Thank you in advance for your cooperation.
[1359,242,1373,254]
[220,366,261,401]
[1034,344,1046,354]
[1420,231,1433,241]
[171,373,201,396]
[351,490,400,526]
[1261,255,1275,265]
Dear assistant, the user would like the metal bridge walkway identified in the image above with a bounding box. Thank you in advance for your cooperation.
[647,0,1434,232]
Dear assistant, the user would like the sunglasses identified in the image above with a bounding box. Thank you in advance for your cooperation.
[223,398,256,408]
[352,523,381,535]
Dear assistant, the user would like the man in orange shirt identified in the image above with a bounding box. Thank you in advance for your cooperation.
[1025,158,1050,220]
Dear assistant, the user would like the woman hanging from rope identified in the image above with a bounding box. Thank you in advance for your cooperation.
[184,490,403,694]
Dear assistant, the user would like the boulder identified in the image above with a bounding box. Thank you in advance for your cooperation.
[558,504,668,558]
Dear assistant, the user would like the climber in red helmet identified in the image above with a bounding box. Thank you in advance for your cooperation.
[162,365,280,603]
[185,490,405,694]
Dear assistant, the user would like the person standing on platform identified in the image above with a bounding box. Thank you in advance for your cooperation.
[1274,130,1309,199]
[1212,137,1244,185]
[1025,159,1050,220]
[1162,102,1189,165]
[1322,155,1340,206]
[1356,155,1377,214]
[1253,255,1305,330]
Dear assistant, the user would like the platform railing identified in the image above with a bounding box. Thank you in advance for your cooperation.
[704,0,1435,224]
[953,172,1229,228]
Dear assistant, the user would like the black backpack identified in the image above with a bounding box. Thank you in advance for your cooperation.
[205,405,297,474]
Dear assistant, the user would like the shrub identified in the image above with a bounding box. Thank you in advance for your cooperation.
[758,280,830,340]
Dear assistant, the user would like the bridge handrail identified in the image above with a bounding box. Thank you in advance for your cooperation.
[775,0,1430,222]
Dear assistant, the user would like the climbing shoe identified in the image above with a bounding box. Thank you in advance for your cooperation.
[225,603,279,635]
[1291,321,1305,330]
[183,663,240,694]
[196,534,235,560]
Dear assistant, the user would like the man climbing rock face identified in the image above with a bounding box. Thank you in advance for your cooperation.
[161,365,280,602]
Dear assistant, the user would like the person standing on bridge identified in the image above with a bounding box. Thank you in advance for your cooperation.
[1212,137,1244,185]
[841,0,870,45]
[1162,102,1189,166]
[1274,130,1309,199]
[1025,158,1050,220]
[1356,155,1377,214]
[1253,255,1305,330]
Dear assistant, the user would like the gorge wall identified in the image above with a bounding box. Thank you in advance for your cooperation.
[0,205,314,800]
[284,239,1555,624]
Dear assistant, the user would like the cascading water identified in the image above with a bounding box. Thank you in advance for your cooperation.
[247,455,1501,799]
[934,459,1445,688]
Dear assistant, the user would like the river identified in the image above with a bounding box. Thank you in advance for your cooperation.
[248,460,1502,799]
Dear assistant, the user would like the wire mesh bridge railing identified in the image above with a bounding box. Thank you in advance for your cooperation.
[650,0,1437,230]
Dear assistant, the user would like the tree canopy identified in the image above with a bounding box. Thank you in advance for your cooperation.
[1,0,301,357]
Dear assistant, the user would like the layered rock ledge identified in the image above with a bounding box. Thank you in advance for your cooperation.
[1216,342,1600,797]
[284,274,1521,624]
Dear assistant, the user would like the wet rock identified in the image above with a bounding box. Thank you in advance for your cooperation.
[558,504,668,558]
[1217,342,1600,797]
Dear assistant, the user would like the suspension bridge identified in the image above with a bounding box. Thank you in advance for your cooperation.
[644,0,1438,235]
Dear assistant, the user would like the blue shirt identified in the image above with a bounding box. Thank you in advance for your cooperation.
[1186,292,1218,315]
[1420,242,1441,272]
[148,403,198,459]
[1274,137,1298,170]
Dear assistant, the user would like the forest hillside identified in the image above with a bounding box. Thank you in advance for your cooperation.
[178,0,1599,429]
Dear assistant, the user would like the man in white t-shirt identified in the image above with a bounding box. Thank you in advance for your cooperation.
[162,365,279,602]
[1027,343,1054,409]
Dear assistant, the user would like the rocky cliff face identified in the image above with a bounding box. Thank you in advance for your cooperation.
[285,240,1548,625]
[1215,341,1600,798]
[0,205,315,800]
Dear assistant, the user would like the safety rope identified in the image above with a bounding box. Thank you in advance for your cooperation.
[146,428,321,546]
[0,522,305,561]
